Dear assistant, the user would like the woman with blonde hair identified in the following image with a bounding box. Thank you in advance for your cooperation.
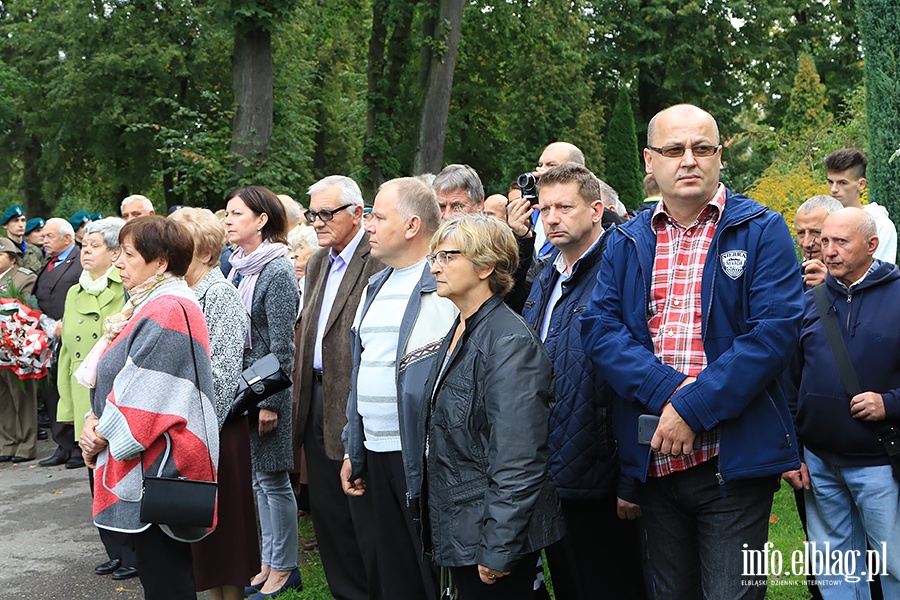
[169,207,259,600]
[422,214,564,599]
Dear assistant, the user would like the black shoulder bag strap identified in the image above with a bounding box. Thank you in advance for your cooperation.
[813,285,900,476]
[812,285,861,397]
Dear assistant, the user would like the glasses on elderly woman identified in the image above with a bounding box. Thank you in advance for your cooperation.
[304,204,354,223]
[426,250,462,267]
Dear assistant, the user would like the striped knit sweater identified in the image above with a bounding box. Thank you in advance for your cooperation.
[90,282,219,542]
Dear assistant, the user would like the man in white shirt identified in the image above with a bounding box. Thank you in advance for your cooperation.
[825,148,897,264]
[342,177,457,600]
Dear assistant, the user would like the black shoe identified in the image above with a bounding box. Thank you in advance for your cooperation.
[38,412,51,429]
[95,559,121,575]
[37,430,47,440]
[0,456,12,463]
[111,566,138,580]
[38,454,67,467]
[65,456,85,469]
[11,456,33,463]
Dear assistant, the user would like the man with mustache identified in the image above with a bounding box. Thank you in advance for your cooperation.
[794,195,843,289]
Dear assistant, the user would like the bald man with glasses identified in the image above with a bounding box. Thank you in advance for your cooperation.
[581,104,804,599]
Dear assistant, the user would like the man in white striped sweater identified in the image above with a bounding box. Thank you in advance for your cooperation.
[342,177,458,599]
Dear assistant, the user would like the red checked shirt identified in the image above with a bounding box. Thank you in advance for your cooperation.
[646,184,727,477]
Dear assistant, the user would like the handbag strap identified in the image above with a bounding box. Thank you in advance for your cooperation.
[141,302,215,475]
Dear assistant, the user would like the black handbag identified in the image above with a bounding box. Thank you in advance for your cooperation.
[230,352,291,420]
[228,315,291,421]
[140,472,218,528]
[139,304,218,528]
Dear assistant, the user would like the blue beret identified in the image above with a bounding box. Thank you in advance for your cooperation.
[1,205,25,226]
[25,217,45,234]
[68,210,91,230]
[88,212,103,221]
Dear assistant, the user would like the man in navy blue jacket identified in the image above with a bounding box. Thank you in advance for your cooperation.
[785,207,900,595]
[580,104,803,599]
[523,163,646,599]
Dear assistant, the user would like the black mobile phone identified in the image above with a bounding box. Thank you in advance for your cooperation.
[638,414,702,449]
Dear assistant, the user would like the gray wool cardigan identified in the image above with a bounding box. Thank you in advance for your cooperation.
[243,256,300,473]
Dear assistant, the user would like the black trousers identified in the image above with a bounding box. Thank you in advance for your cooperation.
[133,525,195,599]
[42,365,75,459]
[545,496,648,600]
[367,450,439,600]
[88,470,137,568]
[305,379,381,600]
[450,550,540,600]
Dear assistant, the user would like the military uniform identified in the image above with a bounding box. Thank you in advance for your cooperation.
[0,264,39,460]
[21,242,45,274]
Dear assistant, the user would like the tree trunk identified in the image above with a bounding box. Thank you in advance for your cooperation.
[363,0,417,191]
[21,128,45,217]
[413,0,465,175]
[231,26,273,172]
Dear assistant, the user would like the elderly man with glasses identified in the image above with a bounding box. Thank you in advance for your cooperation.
[293,175,385,600]
[581,104,804,599]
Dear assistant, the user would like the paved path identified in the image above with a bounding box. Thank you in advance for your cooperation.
[0,436,211,600]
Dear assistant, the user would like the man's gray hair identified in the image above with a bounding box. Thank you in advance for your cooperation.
[433,164,484,205]
[798,195,843,216]
[47,217,75,239]
[121,194,154,213]
[84,217,126,250]
[307,176,365,215]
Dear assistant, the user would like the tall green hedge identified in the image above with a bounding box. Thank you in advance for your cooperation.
[857,0,900,220]
[604,87,644,209]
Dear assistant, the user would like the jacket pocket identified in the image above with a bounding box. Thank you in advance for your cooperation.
[434,373,475,429]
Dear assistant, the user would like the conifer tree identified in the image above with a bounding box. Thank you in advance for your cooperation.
[604,87,644,209]
[782,54,831,145]
[857,0,900,220]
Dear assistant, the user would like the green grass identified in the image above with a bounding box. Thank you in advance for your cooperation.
[276,515,331,600]
[277,483,813,599]
[766,482,813,599]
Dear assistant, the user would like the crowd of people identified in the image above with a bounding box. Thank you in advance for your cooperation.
[0,102,898,600]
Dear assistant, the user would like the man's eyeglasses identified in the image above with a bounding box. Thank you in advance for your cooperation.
[647,144,721,159]
[425,250,462,267]
[304,203,354,223]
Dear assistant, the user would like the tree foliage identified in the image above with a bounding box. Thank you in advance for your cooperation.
[604,87,643,209]
[857,0,900,218]
[782,54,832,144]
[0,0,870,215]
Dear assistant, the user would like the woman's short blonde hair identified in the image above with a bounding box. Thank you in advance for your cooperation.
[430,214,518,296]
[168,207,226,267]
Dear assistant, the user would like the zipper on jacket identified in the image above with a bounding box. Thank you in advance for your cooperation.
[846,293,852,331]
[714,458,728,499]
